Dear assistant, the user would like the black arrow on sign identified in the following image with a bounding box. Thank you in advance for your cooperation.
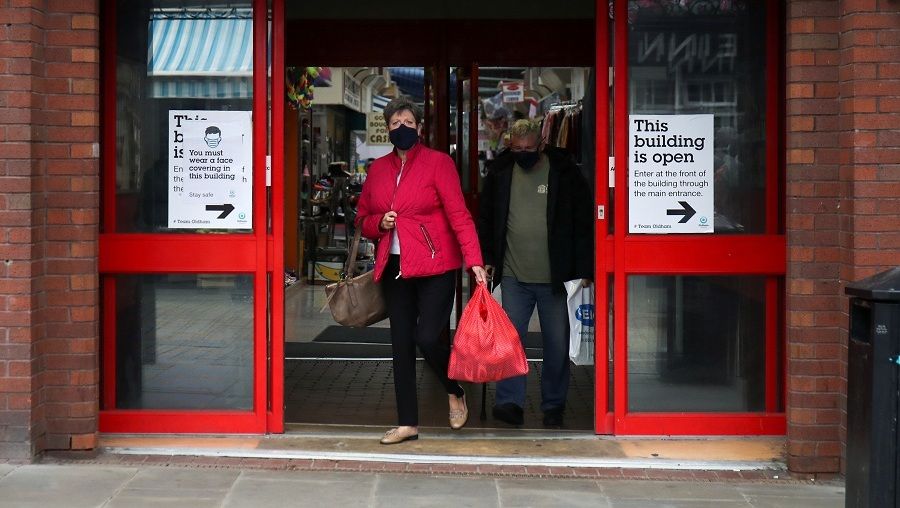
[206,204,235,219]
[666,201,696,224]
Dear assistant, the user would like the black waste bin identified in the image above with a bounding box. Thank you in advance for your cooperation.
[845,267,900,508]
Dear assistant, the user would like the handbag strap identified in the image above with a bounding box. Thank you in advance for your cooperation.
[319,227,364,315]
[344,226,363,279]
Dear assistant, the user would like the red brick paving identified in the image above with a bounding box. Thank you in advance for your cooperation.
[39,452,823,483]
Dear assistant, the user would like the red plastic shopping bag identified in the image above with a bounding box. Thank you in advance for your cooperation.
[449,284,529,383]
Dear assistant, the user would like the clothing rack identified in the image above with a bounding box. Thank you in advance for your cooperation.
[541,100,584,161]
[547,100,582,111]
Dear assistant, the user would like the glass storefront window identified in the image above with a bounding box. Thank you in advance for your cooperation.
[628,0,767,233]
[114,274,253,410]
[627,275,766,412]
[115,1,254,233]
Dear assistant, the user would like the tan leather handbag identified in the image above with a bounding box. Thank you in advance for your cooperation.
[323,227,388,327]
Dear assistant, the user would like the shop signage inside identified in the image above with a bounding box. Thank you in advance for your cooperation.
[366,113,390,146]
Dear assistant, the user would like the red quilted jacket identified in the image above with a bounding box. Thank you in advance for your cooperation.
[356,143,483,282]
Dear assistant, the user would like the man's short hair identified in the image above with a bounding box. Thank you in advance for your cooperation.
[205,126,221,136]
[382,97,422,126]
[508,119,541,140]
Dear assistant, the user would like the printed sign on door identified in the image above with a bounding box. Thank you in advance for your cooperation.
[168,110,253,229]
[628,114,714,234]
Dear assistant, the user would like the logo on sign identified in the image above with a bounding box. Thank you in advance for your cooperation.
[575,304,595,326]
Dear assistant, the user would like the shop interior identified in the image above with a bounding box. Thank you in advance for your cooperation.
[281,65,597,430]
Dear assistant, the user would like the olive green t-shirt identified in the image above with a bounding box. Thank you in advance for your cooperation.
[503,155,551,283]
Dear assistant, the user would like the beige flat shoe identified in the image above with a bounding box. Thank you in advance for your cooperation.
[449,394,468,430]
[380,426,419,445]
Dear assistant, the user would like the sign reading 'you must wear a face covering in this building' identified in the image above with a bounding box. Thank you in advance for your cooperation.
[628,114,714,234]
[168,110,253,229]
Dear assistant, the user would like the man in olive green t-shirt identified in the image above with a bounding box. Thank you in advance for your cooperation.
[478,119,594,428]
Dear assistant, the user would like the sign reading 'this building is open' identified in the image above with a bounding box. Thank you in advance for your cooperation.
[628,114,714,234]
[168,110,253,229]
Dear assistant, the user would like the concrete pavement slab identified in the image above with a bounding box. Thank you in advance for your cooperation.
[124,466,240,491]
[744,495,843,508]
[600,480,747,502]
[0,465,14,480]
[734,483,844,498]
[496,477,610,508]
[609,501,752,507]
[373,474,499,508]
[105,488,227,508]
[223,470,376,507]
[0,465,137,508]
[736,482,844,508]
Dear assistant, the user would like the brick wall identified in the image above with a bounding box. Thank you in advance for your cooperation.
[0,0,100,460]
[786,0,900,475]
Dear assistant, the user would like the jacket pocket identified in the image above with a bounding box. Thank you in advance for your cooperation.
[420,224,437,259]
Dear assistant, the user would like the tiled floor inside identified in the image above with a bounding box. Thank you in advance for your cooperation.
[285,282,596,430]
[284,359,596,429]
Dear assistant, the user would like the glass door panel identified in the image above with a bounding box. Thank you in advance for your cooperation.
[612,0,784,435]
[100,0,269,433]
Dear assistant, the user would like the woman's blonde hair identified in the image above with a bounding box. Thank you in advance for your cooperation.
[508,119,541,140]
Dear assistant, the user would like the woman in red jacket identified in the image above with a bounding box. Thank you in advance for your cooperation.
[356,97,488,444]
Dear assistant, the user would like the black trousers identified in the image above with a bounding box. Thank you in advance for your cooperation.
[381,255,464,426]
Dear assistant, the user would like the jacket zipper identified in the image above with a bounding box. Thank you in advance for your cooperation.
[392,160,406,279]
[420,224,436,259]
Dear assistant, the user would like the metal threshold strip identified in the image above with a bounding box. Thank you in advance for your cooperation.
[102,445,781,471]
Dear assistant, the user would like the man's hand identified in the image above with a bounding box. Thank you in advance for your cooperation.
[380,211,397,230]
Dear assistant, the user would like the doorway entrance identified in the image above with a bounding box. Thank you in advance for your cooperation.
[280,62,597,431]
[276,5,595,431]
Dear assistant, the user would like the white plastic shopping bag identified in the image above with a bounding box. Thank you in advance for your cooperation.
[564,280,595,365]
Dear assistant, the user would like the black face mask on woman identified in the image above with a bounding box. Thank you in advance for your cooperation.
[513,151,540,170]
[389,124,419,151]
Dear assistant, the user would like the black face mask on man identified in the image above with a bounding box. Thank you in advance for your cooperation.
[389,124,419,151]
[513,151,540,169]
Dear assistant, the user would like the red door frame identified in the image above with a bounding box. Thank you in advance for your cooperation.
[99,0,784,436]
[605,0,786,435]
[269,0,286,433]
[98,0,274,433]
[594,0,614,434]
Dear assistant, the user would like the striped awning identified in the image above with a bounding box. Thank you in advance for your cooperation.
[148,14,253,98]
[371,95,390,112]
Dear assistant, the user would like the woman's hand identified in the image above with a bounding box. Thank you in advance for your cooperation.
[472,266,488,285]
[380,211,398,230]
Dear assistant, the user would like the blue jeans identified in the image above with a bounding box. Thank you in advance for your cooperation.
[495,276,570,412]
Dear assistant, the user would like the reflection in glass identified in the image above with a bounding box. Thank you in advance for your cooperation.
[115,274,253,410]
[628,1,767,233]
[115,1,254,233]
[627,275,765,412]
